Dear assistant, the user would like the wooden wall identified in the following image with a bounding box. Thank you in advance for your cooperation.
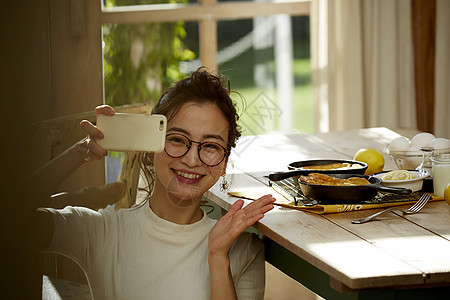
[3,0,107,291]
[2,1,54,298]
[34,0,105,193]
[37,0,106,285]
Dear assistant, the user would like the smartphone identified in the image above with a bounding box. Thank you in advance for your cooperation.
[96,113,167,152]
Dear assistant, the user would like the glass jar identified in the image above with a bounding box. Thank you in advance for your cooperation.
[430,153,450,197]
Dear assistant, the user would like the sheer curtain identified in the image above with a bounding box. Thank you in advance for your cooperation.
[311,0,417,133]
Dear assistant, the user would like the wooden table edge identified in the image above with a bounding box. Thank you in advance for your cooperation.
[206,190,431,291]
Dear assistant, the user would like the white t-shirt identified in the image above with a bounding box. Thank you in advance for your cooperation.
[45,201,265,300]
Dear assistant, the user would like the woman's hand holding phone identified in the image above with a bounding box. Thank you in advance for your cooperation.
[79,105,115,162]
[79,104,167,162]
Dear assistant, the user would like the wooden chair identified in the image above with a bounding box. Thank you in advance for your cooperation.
[32,103,153,285]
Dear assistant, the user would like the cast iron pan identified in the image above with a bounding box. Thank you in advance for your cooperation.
[298,174,412,203]
[268,159,368,181]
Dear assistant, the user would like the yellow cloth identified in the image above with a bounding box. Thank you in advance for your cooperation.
[228,186,443,215]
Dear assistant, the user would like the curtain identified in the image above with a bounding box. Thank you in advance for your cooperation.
[311,0,416,133]
[434,0,450,138]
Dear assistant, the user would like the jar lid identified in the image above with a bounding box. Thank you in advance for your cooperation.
[431,153,450,163]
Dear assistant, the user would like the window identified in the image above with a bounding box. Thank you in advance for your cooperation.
[102,0,311,181]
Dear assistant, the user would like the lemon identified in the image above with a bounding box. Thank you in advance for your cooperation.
[381,170,414,181]
[444,182,450,206]
[353,148,385,175]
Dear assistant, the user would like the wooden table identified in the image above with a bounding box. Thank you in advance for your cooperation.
[206,127,450,299]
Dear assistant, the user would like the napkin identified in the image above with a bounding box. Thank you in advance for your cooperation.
[228,186,443,214]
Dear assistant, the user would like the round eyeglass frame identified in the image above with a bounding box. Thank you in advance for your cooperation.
[164,133,229,167]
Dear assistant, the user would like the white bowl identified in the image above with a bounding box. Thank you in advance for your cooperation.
[373,170,430,192]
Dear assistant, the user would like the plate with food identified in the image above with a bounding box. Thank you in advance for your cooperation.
[298,173,412,203]
[373,169,430,192]
[268,159,368,181]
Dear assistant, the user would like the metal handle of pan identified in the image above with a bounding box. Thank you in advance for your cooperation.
[374,185,412,194]
[268,170,304,181]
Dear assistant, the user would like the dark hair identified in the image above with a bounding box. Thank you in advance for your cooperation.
[139,68,242,199]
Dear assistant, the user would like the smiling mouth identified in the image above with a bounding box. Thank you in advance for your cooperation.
[174,170,204,180]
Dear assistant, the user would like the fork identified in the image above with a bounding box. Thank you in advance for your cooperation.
[351,193,432,224]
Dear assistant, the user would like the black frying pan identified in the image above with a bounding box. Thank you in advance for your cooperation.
[298,174,412,203]
[268,159,368,181]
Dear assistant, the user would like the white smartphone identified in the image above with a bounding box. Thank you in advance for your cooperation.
[96,113,167,152]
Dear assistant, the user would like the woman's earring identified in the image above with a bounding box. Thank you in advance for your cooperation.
[220,175,229,192]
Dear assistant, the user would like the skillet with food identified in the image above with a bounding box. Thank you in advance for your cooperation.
[268,159,368,181]
[298,173,412,203]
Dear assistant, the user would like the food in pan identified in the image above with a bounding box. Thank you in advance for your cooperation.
[380,170,413,181]
[299,173,370,186]
[300,162,360,170]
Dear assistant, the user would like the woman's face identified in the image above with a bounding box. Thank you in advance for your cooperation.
[153,101,229,208]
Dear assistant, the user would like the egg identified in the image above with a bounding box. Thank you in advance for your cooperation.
[407,145,422,155]
[410,132,435,147]
[428,138,450,149]
[406,146,423,167]
[389,136,410,151]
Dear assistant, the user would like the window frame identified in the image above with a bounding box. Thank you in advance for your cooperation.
[101,0,310,71]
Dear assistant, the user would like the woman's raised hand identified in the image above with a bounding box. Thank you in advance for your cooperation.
[208,195,275,299]
[208,194,275,258]
[79,105,115,162]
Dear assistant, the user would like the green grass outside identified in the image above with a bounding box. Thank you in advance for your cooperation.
[220,57,314,135]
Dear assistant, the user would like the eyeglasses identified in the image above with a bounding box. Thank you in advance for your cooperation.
[164,133,229,167]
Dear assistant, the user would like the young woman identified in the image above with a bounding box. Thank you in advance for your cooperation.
[33,69,275,300]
